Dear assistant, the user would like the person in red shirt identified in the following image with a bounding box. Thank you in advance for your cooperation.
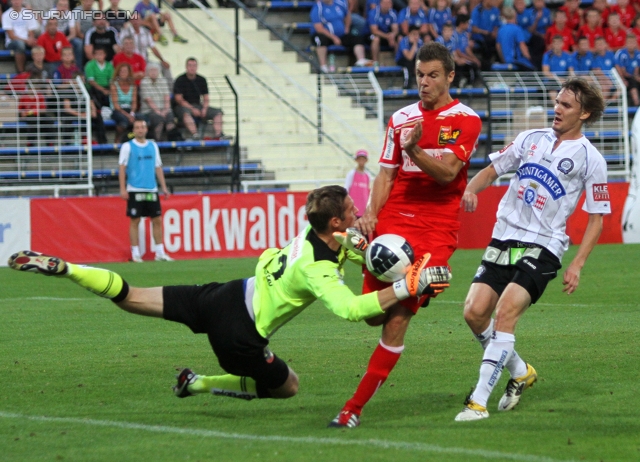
[328,42,483,428]
[112,36,146,86]
[631,15,640,47]
[579,9,605,49]
[605,12,627,50]
[37,18,71,77]
[545,9,575,51]
[558,0,583,37]
[593,0,610,24]
[609,0,635,28]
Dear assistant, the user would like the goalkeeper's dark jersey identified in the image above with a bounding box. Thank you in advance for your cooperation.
[252,225,384,338]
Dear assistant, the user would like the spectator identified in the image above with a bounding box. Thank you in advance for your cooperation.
[119,15,172,83]
[84,13,120,62]
[470,0,501,71]
[104,0,128,32]
[614,34,640,106]
[37,17,71,76]
[631,16,640,47]
[604,12,626,51]
[522,0,551,38]
[84,47,114,109]
[173,57,224,140]
[61,70,108,144]
[73,0,97,66]
[368,0,398,65]
[112,36,146,85]
[610,0,635,29]
[592,36,617,99]
[542,35,574,101]
[558,0,583,36]
[133,0,188,45]
[2,0,40,72]
[17,68,55,144]
[592,0,609,23]
[435,22,455,53]
[496,7,534,71]
[579,9,604,50]
[311,0,369,73]
[25,0,54,30]
[25,45,50,78]
[53,46,81,80]
[427,0,452,40]
[395,24,423,88]
[344,149,373,218]
[572,36,594,73]
[397,0,428,38]
[545,10,575,52]
[140,63,176,141]
[110,62,138,142]
[453,13,480,88]
[47,0,83,71]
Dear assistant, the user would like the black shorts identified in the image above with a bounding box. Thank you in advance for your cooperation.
[472,239,562,304]
[311,33,365,48]
[127,192,161,218]
[162,279,290,389]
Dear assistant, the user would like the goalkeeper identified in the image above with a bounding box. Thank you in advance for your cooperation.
[8,185,450,402]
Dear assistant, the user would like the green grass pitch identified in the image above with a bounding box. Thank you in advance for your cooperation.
[1,244,639,461]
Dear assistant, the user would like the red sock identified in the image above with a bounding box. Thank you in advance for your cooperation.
[344,342,403,415]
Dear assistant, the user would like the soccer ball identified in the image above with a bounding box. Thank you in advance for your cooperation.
[365,234,415,283]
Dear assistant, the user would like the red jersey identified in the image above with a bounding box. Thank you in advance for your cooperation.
[545,25,575,51]
[112,52,146,85]
[37,31,71,63]
[559,6,582,33]
[378,99,482,221]
[632,27,640,47]
[578,25,604,48]
[605,27,626,50]
[608,4,635,28]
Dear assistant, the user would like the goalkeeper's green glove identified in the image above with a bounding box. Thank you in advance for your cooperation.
[333,227,368,257]
[392,252,452,300]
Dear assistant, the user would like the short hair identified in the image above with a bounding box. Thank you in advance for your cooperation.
[417,42,455,75]
[31,45,45,53]
[552,34,564,41]
[577,35,589,42]
[502,7,516,20]
[305,185,348,233]
[455,14,470,27]
[560,78,605,126]
[186,57,198,65]
[441,22,453,30]
[408,24,420,33]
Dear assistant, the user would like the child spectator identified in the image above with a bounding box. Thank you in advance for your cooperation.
[592,36,617,99]
[604,12,626,51]
[37,18,71,76]
[53,47,81,80]
[133,0,188,45]
[572,36,594,73]
[609,0,634,29]
[614,34,640,106]
[85,47,114,109]
[631,16,640,48]
[62,71,108,145]
[395,25,423,88]
[397,0,428,38]
[435,22,455,53]
[542,35,574,76]
[558,0,583,36]
[25,46,50,79]
[367,0,398,66]
[578,9,605,50]
[344,149,373,218]
[470,0,501,71]
[545,10,574,52]
[522,0,552,38]
[453,14,480,88]
[47,0,83,70]
[496,7,535,70]
[427,0,452,40]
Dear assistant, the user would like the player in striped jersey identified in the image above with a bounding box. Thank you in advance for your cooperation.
[455,78,610,421]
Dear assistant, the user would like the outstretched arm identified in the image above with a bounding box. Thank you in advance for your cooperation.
[562,213,603,294]
[461,164,499,212]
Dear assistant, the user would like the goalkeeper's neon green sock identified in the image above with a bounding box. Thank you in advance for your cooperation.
[65,263,129,301]
[190,374,258,400]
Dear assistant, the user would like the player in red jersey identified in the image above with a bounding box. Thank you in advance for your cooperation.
[328,42,482,428]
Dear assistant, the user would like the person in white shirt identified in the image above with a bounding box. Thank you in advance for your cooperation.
[455,78,611,422]
[2,0,40,72]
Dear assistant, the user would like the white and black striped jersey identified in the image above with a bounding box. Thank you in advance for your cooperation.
[489,128,611,260]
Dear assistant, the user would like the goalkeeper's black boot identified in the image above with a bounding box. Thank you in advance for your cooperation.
[8,250,68,276]
[174,368,198,398]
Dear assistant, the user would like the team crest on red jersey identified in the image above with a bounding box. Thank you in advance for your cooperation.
[438,126,461,145]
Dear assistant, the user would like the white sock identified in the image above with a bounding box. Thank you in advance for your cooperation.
[155,244,165,256]
[475,318,494,350]
[471,331,515,407]
[131,246,141,258]
[475,319,526,378]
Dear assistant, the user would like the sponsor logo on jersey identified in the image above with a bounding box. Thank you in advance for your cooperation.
[438,126,461,145]
[498,142,513,154]
[526,143,538,157]
[593,183,610,201]
[383,127,395,160]
[401,152,422,172]
[557,158,574,174]
[517,183,548,210]
[516,163,566,200]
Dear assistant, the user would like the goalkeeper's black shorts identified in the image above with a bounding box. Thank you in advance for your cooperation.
[162,279,290,390]
[473,239,562,304]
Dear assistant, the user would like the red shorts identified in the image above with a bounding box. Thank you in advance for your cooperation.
[363,208,459,314]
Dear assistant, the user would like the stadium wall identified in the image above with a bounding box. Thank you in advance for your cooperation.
[0,184,629,265]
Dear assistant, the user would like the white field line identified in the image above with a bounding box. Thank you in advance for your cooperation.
[0,411,574,462]
[2,297,91,301]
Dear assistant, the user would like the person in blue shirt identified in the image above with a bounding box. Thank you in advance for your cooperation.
[435,22,456,53]
[367,0,399,64]
[496,7,535,70]
[614,34,640,106]
[395,25,423,88]
[522,0,552,37]
[397,0,428,37]
[471,0,501,70]
[453,14,480,87]
[311,0,369,73]
[572,36,594,74]
[542,35,574,101]
[592,36,618,99]
[514,0,546,70]
[427,0,452,40]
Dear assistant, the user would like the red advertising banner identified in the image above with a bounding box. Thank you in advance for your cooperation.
[30,184,628,264]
